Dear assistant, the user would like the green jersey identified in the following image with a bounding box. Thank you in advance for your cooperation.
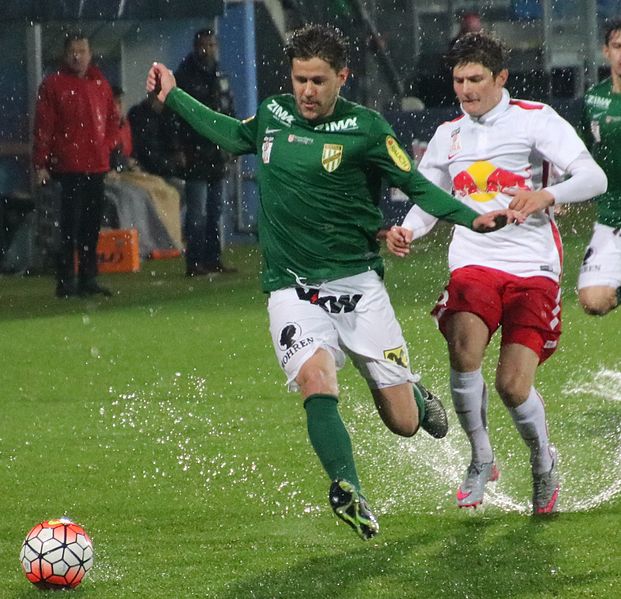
[581,78,621,227]
[167,88,481,292]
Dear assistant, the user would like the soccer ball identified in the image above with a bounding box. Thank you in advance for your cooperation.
[19,518,94,589]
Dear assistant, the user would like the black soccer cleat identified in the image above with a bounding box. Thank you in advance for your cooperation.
[416,382,449,439]
[329,479,379,541]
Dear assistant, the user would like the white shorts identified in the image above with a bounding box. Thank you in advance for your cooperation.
[578,223,621,289]
[267,270,418,391]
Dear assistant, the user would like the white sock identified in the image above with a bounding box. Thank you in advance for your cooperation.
[509,387,553,474]
[450,368,493,464]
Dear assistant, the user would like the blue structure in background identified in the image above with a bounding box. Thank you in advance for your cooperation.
[0,30,29,195]
[220,0,259,235]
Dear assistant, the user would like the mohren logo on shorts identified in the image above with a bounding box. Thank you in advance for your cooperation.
[278,322,314,367]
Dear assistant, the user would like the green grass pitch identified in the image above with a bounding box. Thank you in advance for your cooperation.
[1,204,619,597]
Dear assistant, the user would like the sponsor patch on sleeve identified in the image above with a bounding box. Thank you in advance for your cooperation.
[386,136,412,172]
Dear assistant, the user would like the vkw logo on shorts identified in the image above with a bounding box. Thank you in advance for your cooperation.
[295,287,362,314]
[322,144,343,172]
[383,346,409,368]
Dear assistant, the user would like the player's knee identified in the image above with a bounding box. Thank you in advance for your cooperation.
[385,417,418,438]
[495,376,528,408]
[581,303,612,316]
[448,342,482,372]
[579,288,616,316]
[296,364,338,397]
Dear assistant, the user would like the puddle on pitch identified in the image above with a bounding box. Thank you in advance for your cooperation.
[97,373,322,518]
[97,367,621,518]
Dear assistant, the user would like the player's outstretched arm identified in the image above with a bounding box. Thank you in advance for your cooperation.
[146,62,256,156]
[472,209,525,232]
[146,62,176,103]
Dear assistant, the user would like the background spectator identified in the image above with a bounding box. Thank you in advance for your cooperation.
[127,94,185,179]
[450,11,483,49]
[109,87,183,254]
[33,32,117,297]
[175,28,236,276]
[109,85,133,173]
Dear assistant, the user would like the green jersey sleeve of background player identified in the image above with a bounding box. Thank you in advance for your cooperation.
[581,79,621,227]
[167,88,480,292]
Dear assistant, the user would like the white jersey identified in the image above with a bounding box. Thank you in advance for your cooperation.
[417,89,588,281]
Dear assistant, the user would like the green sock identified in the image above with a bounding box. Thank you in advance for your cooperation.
[304,394,361,492]
[413,383,426,422]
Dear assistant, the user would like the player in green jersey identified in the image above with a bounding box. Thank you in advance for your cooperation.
[579,18,621,316]
[147,24,518,540]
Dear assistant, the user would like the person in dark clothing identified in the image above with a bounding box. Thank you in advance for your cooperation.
[127,94,185,178]
[33,32,117,297]
[449,11,483,49]
[175,28,236,276]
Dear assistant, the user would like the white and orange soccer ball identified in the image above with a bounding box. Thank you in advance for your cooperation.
[19,518,93,589]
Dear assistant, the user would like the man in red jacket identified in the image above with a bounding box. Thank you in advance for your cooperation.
[33,32,118,297]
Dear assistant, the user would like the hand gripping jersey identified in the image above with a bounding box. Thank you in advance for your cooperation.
[581,78,621,228]
[166,88,480,292]
[419,89,588,281]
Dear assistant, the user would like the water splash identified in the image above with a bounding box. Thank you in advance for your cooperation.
[98,367,621,521]
[87,542,125,583]
[347,364,621,515]
[560,367,621,510]
[563,368,621,402]
[98,374,320,518]
[348,398,529,516]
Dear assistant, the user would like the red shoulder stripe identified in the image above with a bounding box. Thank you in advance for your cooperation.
[509,99,544,110]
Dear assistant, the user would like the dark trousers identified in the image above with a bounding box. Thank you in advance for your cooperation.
[184,179,223,270]
[54,173,105,286]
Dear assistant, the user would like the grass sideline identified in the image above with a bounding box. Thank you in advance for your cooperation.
[1,205,620,597]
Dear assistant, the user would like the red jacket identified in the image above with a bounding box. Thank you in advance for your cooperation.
[33,64,118,174]
[118,117,133,158]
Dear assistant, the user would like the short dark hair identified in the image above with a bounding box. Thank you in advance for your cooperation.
[446,31,507,75]
[285,24,349,72]
[63,31,88,51]
[111,85,124,98]
[604,18,621,45]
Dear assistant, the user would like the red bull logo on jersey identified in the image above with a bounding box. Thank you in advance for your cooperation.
[453,160,531,203]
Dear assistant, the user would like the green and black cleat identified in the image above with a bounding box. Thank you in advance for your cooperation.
[329,479,379,541]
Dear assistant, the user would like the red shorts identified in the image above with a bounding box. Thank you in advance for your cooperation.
[432,266,562,363]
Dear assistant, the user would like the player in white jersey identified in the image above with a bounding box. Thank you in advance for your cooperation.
[387,32,607,514]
